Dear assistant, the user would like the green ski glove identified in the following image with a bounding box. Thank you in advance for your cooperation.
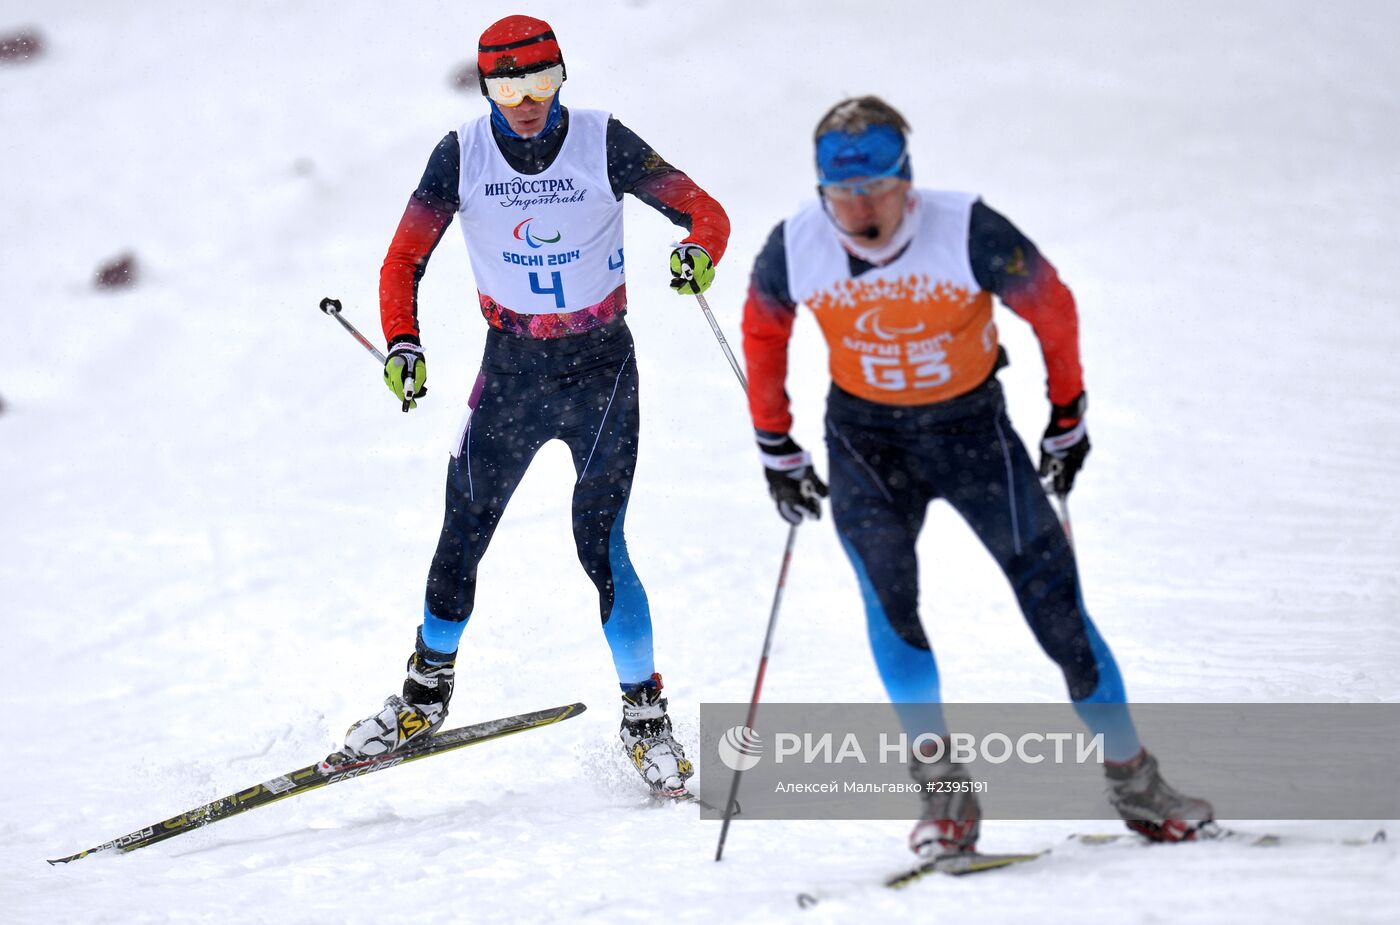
[669,244,715,296]
[384,342,427,412]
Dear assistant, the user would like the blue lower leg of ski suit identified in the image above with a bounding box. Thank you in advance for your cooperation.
[825,377,1140,761]
[416,319,655,688]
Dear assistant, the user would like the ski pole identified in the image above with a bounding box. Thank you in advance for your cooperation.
[319,297,386,363]
[693,290,748,392]
[318,297,425,410]
[714,520,798,862]
[1041,473,1075,549]
[685,284,802,860]
[1052,491,1074,548]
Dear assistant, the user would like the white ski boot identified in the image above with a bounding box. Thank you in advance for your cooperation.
[908,745,982,856]
[326,651,455,768]
[619,674,694,795]
[1105,748,1214,842]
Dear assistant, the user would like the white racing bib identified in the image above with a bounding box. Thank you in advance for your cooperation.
[457,109,625,314]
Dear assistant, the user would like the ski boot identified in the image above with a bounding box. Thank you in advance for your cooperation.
[619,673,694,796]
[1105,748,1214,842]
[324,649,456,770]
[908,744,982,856]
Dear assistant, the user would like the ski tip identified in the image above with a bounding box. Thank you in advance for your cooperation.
[1069,832,1122,844]
[542,702,587,722]
[46,852,84,866]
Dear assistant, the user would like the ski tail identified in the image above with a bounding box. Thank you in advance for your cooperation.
[885,850,1046,888]
[1071,824,1387,849]
[797,849,1047,906]
[47,702,586,865]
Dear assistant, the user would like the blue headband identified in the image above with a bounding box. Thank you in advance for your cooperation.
[816,123,910,184]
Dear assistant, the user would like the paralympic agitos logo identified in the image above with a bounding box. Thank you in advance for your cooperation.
[513,218,562,248]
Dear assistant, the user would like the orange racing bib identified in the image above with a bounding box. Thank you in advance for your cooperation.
[784,191,997,405]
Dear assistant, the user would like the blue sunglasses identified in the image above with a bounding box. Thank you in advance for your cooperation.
[819,151,910,200]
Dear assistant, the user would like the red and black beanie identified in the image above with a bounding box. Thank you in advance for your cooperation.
[477,15,565,82]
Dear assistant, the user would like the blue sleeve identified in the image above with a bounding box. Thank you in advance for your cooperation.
[605,117,731,261]
[606,119,668,195]
[606,117,687,224]
[967,199,1049,297]
[412,132,461,213]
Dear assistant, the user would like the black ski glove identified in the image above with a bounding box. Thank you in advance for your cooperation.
[1038,392,1090,496]
[757,432,829,525]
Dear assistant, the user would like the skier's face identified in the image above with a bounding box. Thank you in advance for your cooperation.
[824,178,911,249]
[499,95,552,137]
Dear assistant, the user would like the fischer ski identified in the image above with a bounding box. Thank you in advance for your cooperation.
[47,702,586,865]
[797,849,1046,908]
[884,850,1047,888]
[1072,823,1386,849]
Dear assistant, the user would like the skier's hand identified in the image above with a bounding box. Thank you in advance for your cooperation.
[757,432,829,524]
[1038,392,1090,495]
[384,341,427,412]
[669,243,715,295]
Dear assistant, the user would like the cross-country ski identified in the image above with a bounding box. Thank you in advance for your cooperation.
[47,703,585,864]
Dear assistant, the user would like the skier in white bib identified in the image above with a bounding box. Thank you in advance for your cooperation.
[332,15,729,798]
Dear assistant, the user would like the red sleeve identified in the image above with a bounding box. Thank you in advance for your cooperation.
[999,258,1084,407]
[379,197,454,345]
[632,171,731,264]
[741,223,798,433]
[742,284,798,434]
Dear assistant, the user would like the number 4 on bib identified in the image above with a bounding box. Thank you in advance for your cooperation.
[529,270,566,308]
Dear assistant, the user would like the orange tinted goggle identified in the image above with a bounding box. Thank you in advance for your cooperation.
[483,64,565,107]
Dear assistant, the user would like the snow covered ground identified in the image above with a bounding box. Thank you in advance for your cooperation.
[3,1,1398,921]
